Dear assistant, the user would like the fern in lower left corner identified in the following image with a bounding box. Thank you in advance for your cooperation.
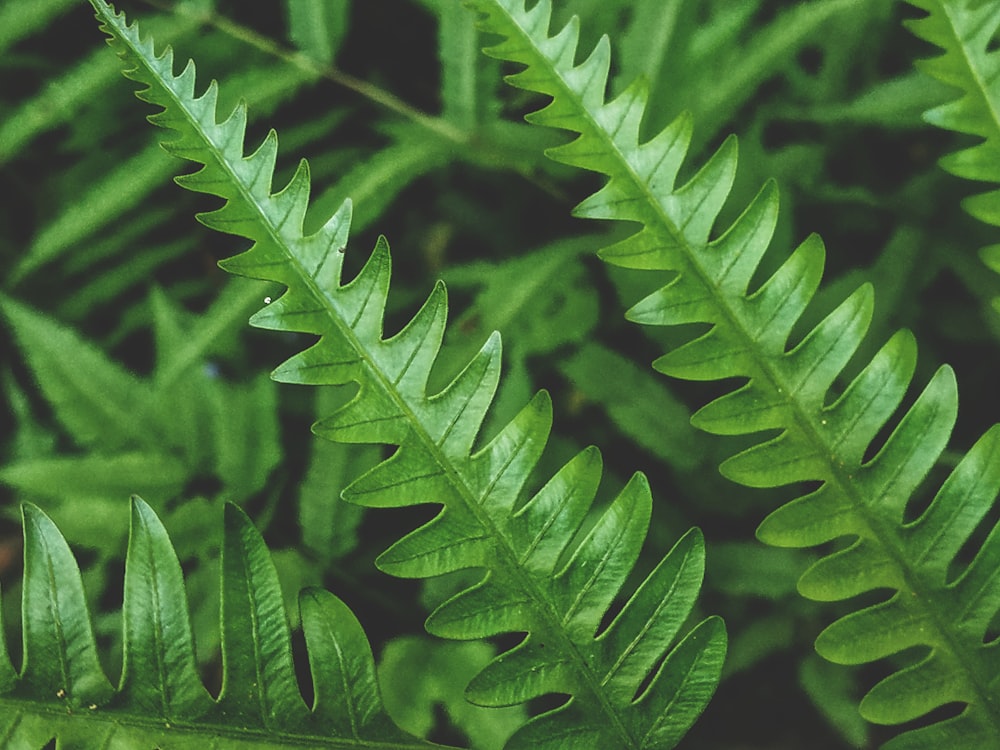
[0,497,420,749]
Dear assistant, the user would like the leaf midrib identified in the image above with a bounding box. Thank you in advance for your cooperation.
[0,696,430,749]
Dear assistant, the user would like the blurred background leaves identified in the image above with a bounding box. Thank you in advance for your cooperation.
[1,1,997,747]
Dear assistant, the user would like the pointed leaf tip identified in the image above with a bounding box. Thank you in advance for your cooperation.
[121,495,209,717]
[219,502,308,728]
[300,587,411,740]
[20,503,114,708]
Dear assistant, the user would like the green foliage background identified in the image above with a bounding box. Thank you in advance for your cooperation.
[2,0,1000,748]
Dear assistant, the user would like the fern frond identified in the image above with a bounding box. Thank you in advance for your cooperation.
[87,1,726,748]
[904,0,1000,307]
[0,497,420,748]
[464,0,1000,746]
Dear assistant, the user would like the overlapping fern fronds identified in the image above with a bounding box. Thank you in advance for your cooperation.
[86,1,726,748]
[904,0,1000,307]
[0,497,417,748]
[464,0,1000,746]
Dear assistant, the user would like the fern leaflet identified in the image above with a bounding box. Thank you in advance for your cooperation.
[464,0,1000,747]
[87,1,727,748]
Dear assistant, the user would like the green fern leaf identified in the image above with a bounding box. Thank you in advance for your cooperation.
[0,497,420,748]
[286,0,348,66]
[18,503,115,709]
[904,0,1000,307]
[559,342,698,470]
[463,0,1000,746]
[0,0,75,56]
[86,1,726,747]
[430,0,501,130]
[118,497,208,719]
[0,295,157,453]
